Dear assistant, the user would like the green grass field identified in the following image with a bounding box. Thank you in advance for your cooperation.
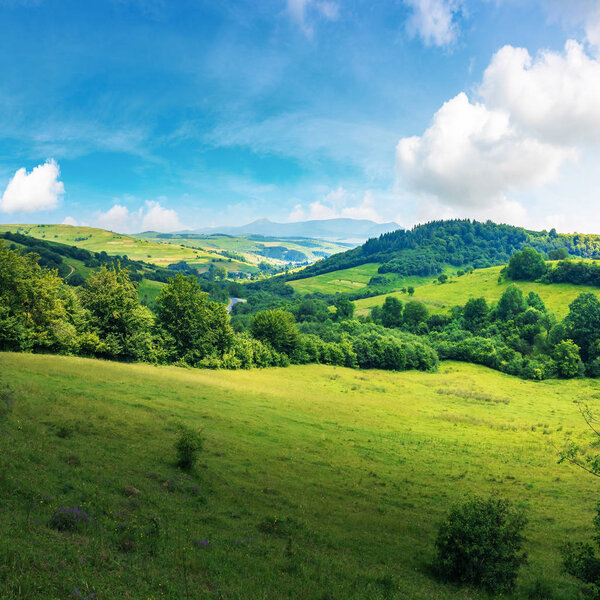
[353,266,600,319]
[289,263,455,295]
[288,263,383,293]
[137,278,165,307]
[1,352,597,599]
[136,233,350,266]
[1,224,253,272]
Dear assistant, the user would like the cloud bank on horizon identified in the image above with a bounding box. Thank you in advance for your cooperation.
[1,0,600,234]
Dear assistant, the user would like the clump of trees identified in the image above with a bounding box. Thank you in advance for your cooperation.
[434,496,527,593]
[0,243,438,374]
[5,238,600,381]
[505,247,547,281]
[288,219,600,281]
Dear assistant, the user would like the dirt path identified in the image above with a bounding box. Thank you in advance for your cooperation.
[227,297,247,313]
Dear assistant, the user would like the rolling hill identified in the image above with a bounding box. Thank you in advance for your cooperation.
[1,351,595,599]
[135,231,351,266]
[193,218,400,242]
[352,264,600,319]
[1,224,255,274]
[290,219,600,283]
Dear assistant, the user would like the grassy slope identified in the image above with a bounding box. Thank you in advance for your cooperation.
[353,265,600,319]
[136,233,351,265]
[1,224,252,272]
[1,352,596,599]
[288,263,383,293]
[289,263,455,295]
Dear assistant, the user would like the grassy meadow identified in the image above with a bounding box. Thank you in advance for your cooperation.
[1,352,598,599]
[136,232,350,265]
[353,265,600,319]
[288,263,454,296]
[1,224,253,272]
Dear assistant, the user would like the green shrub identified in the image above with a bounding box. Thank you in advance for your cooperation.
[434,496,527,592]
[175,426,203,470]
[561,499,600,599]
[553,340,583,379]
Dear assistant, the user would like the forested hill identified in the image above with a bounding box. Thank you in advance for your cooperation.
[289,220,600,280]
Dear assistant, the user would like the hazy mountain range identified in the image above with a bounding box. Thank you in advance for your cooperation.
[190,218,400,242]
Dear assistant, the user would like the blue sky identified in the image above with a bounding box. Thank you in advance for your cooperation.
[1,0,600,233]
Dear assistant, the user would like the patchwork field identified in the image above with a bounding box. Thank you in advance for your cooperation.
[136,232,351,266]
[1,352,597,599]
[353,265,600,319]
[1,224,253,272]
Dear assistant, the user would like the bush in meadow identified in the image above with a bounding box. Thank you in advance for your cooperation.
[434,496,527,593]
[175,426,203,470]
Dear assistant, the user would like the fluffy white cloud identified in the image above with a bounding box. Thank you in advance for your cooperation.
[94,200,181,233]
[140,200,182,231]
[396,38,600,226]
[62,216,78,226]
[0,160,65,213]
[397,92,570,207]
[289,188,381,221]
[95,204,135,232]
[480,41,600,144]
[286,0,339,35]
[404,0,462,47]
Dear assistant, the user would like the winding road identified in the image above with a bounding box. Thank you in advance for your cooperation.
[227,297,247,313]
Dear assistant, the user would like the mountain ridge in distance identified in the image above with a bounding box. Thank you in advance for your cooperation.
[188,218,401,242]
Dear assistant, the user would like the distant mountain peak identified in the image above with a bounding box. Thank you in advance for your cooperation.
[192,217,400,242]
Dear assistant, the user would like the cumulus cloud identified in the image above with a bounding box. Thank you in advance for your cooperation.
[289,188,381,222]
[396,38,600,224]
[95,204,135,232]
[0,160,65,213]
[404,0,463,47]
[397,92,571,207]
[94,200,181,233]
[140,200,182,231]
[480,40,600,144]
[62,216,78,226]
[286,0,339,36]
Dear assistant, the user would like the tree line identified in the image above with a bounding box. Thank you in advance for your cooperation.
[288,219,600,281]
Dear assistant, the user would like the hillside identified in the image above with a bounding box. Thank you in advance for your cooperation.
[290,220,600,282]
[1,352,596,599]
[135,231,351,266]
[287,263,453,296]
[1,224,254,274]
[348,265,600,319]
[193,218,400,242]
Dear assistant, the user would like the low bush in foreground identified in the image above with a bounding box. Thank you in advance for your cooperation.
[434,496,528,593]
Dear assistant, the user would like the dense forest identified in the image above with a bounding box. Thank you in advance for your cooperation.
[288,220,600,280]
[4,231,600,382]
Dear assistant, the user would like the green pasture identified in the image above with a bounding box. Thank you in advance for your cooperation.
[136,233,350,265]
[289,263,383,294]
[0,352,597,599]
[1,224,252,272]
[354,265,600,319]
[137,278,165,307]
[289,263,455,295]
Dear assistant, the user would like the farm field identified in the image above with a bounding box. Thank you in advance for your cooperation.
[136,232,351,265]
[353,265,600,319]
[1,224,253,272]
[1,352,597,599]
